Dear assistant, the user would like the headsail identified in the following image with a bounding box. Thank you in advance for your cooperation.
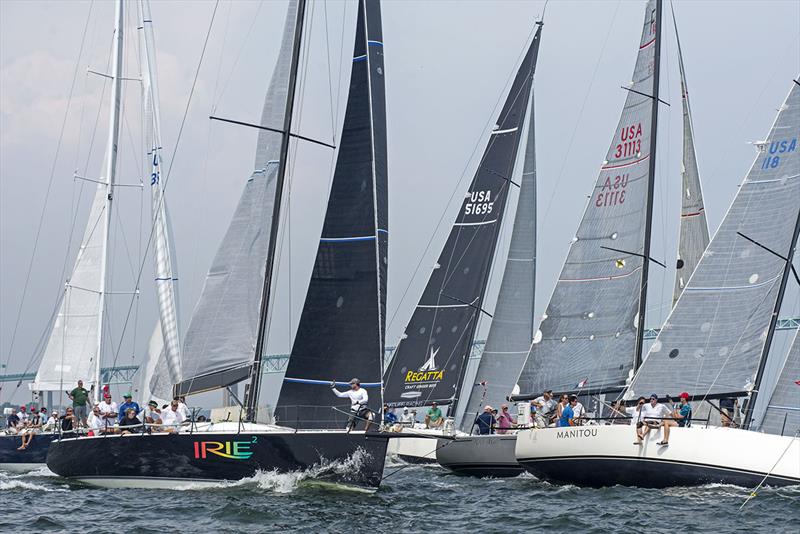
[176,0,299,395]
[382,28,540,409]
[671,12,709,305]
[517,0,661,397]
[457,23,543,431]
[139,322,171,403]
[760,331,800,436]
[628,80,800,401]
[274,0,387,429]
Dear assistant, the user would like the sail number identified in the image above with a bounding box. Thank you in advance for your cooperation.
[614,123,643,159]
[760,138,797,170]
[464,190,494,215]
[596,174,628,207]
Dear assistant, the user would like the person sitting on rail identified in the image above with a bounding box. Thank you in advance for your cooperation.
[16,406,43,450]
[639,394,670,444]
[161,398,186,433]
[117,393,140,425]
[424,402,444,429]
[657,392,692,447]
[5,409,20,434]
[558,396,578,427]
[119,408,143,435]
[474,405,495,435]
[496,404,514,434]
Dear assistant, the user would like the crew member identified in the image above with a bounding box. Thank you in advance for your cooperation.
[331,378,371,432]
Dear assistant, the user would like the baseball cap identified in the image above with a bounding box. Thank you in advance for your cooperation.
[650,393,658,400]
[349,378,360,385]
[679,392,690,399]
[123,393,132,398]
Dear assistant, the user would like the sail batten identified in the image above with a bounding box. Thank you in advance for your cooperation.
[177,1,299,395]
[628,81,800,401]
[274,0,387,429]
[517,0,661,397]
[383,29,541,409]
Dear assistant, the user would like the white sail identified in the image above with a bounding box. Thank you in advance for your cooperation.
[139,322,171,404]
[140,0,182,386]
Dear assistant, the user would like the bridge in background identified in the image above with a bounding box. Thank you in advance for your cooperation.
[3,317,799,384]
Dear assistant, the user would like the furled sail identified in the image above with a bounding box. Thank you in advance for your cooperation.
[457,23,542,431]
[382,29,540,409]
[140,322,171,403]
[176,0,298,395]
[671,18,709,305]
[274,0,387,429]
[517,0,660,396]
[760,331,799,436]
[140,0,181,387]
[30,183,109,391]
[628,81,800,400]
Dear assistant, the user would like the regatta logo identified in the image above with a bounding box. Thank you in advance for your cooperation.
[556,428,597,439]
[193,437,256,460]
[405,347,444,383]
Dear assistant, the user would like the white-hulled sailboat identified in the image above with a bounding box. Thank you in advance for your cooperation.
[46,0,392,491]
[515,76,800,487]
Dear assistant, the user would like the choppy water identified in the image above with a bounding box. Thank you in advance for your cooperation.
[1,460,798,533]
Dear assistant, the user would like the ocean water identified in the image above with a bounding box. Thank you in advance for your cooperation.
[0,460,798,533]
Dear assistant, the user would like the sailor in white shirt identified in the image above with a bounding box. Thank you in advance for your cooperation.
[176,396,190,420]
[97,394,119,433]
[637,394,670,443]
[331,378,372,432]
[399,407,414,426]
[161,399,186,432]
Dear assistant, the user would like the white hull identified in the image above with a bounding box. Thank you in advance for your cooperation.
[436,433,522,477]
[386,427,451,464]
[515,424,800,487]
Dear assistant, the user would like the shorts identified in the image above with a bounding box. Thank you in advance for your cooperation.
[347,407,371,428]
[74,405,88,420]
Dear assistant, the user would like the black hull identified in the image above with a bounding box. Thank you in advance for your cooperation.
[0,433,56,469]
[396,454,437,465]
[47,431,389,491]
[518,456,800,488]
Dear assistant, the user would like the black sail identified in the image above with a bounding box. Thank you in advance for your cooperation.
[274,0,386,429]
[382,37,539,408]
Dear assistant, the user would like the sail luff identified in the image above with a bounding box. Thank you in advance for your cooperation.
[246,0,306,420]
[760,330,800,436]
[671,7,710,305]
[457,22,543,432]
[139,0,182,387]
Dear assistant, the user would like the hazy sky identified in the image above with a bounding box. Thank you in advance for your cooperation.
[1,0,798,406]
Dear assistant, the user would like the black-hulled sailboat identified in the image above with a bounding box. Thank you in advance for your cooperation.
[46,0,391,491]
[382,23,541,463]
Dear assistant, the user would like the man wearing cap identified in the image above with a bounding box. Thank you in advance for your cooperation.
[640,394,671,444]
[118,393,141,424]
[658,392,692,446]
[331,378,371,432]
[67,380,91,427]
[399,407,414,427]
[424,401,444,429]
[474,405,495,435]
[97,393,119,433]
[496,404,514,434]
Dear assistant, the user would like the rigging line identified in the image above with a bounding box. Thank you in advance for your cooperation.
[108,0,220,372]
[322,0,337,145]
[738,430,798,511]
[1,0,95,393]
[385,21,540,336]
[210,0,232,112]
[539,0,622,226]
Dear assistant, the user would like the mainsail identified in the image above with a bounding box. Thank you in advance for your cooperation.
[457,23,542,431]
[517,0,661,396]
[274,0,387,429]
[760,331,800,436]
[628,80,800,401]
[30,0,125,394]
[671,15,709,305]
[140,0,181,386]
[176,0,298,395]
[382,29,540,409]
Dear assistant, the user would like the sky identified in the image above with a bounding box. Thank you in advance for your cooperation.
[1,0,798,407]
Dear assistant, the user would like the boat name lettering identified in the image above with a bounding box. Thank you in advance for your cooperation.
[555,428,597,439]
[193,439,255,460]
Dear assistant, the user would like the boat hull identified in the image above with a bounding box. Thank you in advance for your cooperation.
[436,433,523,477]
[515,424,800,488]
[0,433,56,472]
[385,428,443,464]
[46,430,388,491]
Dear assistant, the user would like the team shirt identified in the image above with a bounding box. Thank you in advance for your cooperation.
[332,387,369,411]
[642,402,670,423]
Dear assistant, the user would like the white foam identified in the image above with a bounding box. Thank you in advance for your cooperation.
[0,480,67,492]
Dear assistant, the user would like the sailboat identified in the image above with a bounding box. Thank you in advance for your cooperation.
[514,75,800,487]
[0,0,180,472]
[382,22,542,463]
[438,0,717,478]
[47,0,391,491]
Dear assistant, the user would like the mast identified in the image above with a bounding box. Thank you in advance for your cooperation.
[245,0,307,420]
[632,0,662,372]
[94,0,124,402]
[744,205,800,428]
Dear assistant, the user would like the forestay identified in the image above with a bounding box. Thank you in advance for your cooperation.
[760,331,800,436]
[671,17,709,305]
[517,0,660,396]
[383,29,540,408]
[629,81,800,400]
[275,0,387,429]
[457,23,543,432]
[177,0,298,395]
